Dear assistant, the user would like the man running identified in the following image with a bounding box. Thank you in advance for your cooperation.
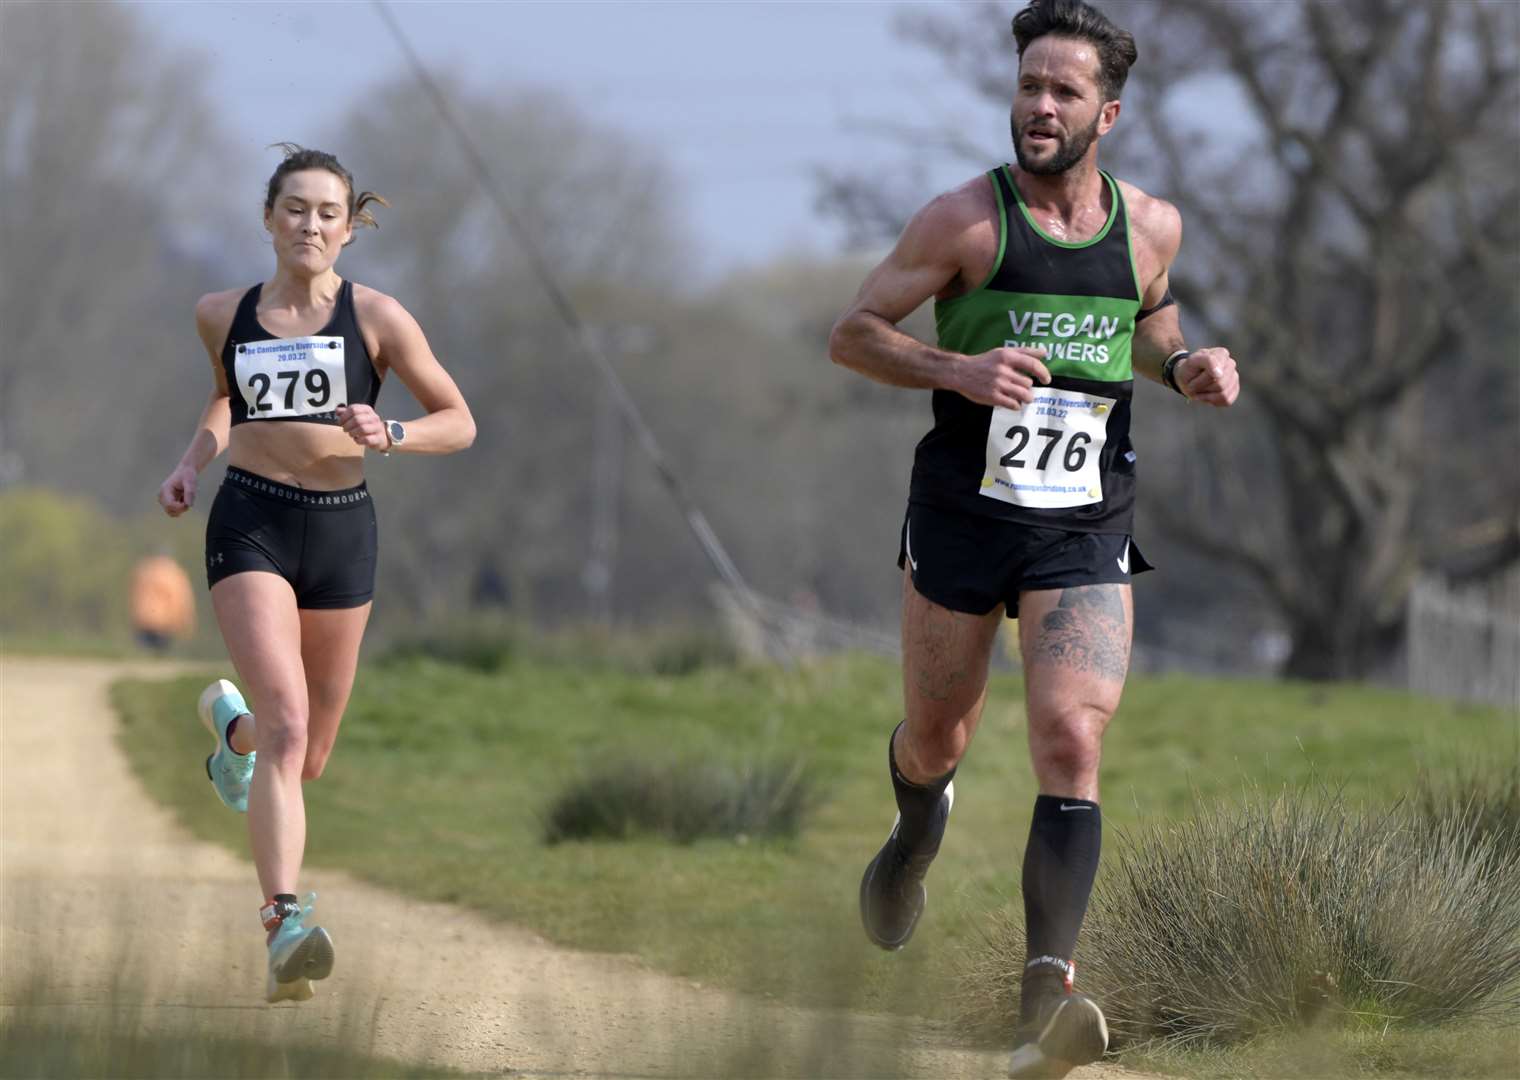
[828,1,1239,1075]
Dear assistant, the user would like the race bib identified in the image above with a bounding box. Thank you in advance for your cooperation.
[234,336,347,419]
[980,388,1114,509]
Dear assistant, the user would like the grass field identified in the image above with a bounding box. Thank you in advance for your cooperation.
[113,651,1518,1073]
[0,1007,471,1080]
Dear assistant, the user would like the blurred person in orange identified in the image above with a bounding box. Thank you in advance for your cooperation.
[155,144,476,1005]
[129,552,195,653]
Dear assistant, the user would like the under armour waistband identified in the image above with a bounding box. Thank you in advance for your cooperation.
[223,466,369,509]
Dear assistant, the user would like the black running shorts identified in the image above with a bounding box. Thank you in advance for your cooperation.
[205,466,378,609]
[897,501,1152,619]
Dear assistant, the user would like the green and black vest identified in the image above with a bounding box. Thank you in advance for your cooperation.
[910,166,1143,533]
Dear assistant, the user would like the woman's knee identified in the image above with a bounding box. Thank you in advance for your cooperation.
[301,743,332,782]
[299,691,348,782]
[254,700,310,766]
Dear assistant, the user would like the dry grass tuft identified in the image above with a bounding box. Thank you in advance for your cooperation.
[543,754,817,844]
[959,771,1520,1051]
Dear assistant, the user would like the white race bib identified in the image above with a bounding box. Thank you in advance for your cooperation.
[234,336,347,419]
[980,388,1114,509]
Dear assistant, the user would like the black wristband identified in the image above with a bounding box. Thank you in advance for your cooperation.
[1161,349,1190,396]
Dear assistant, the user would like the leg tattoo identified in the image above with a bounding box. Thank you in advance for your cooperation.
[1032,586,1129,682]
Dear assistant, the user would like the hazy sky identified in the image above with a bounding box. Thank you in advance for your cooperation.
[134,1,1007,280]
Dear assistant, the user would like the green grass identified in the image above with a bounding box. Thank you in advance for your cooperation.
[1124,1022,1520,1078]
[112,655,1517,1067]
[0,1016,469,1080]
[1,630,228,661]
[1,956,478,1080]
[2,632,153,659]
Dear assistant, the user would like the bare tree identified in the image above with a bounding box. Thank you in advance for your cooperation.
[0,0,232,507]
[329,78,693,623]
[820,0,1520,679]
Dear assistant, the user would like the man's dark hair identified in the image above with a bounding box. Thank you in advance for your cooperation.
[1011,0,1138,102]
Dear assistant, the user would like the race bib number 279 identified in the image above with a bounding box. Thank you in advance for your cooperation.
[980,388,1114,509]
[234,336,347,419]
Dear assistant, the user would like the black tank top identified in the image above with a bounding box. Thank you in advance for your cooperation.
[909,167,1143,533]
[221,280,381,427]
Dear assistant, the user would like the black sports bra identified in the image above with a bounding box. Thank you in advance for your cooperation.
[220,280,381,427]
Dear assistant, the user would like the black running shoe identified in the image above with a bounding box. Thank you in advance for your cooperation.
[1007,992,1109,1079]
[858,781,954,950]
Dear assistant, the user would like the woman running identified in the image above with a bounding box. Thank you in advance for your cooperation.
[157,144,475,1003]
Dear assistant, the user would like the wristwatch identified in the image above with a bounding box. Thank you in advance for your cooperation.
[385,420,406,450]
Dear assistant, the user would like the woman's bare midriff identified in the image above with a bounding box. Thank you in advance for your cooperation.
[228,422,367,490]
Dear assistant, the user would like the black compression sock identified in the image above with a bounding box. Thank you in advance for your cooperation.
[1019,794,1101,1026]
[888,723,955,852]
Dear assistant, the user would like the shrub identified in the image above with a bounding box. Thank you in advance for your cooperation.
[543,754,816,844]
[1,488,132,636]
[379,618,739,676]
[0,487,208,647]
[378,616,526,672]
[1412,758,1520,867]
[959,784,1520,1049]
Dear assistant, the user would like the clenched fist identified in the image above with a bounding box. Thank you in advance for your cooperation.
[952,346,1053,409]
[337,404,390,451]
[1176,347,1240,407]
[158,464,198,517]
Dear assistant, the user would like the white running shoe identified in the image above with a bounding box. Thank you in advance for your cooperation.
[1007,992,1109,1079]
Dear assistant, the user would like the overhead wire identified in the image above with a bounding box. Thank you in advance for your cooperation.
[371,0,793,665]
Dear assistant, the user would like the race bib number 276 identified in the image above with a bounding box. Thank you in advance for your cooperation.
[980,388,1114,509]
[234,336,347,419]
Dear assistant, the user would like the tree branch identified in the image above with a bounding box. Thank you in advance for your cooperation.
[1430,513,1520,583]
[839,116,994,170]
[1150,495,1311,622]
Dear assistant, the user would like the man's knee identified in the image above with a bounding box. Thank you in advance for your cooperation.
[1029,704,1110,786]
[903,720,972,777]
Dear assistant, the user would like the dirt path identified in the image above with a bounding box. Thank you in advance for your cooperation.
[1,656,1158,1079]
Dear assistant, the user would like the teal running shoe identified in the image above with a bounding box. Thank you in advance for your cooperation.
[198,679,255,812]
[264,893,335,1004]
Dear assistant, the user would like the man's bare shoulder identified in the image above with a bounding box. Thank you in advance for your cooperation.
[1116,178,1181,260]
[897,173,1001,299]
[911,172,999,244]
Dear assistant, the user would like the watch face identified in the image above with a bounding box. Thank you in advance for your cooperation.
[387,421,405,443]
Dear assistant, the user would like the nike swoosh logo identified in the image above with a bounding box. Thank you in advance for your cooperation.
[1059,803,1092,812]
[1116,540,1130,575]
[905,522,919,572]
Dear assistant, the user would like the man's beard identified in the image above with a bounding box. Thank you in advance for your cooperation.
[1011,111,1102,175]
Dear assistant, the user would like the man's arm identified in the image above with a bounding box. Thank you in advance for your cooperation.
[1130,195,1239,408]
[829,181,1051,410]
